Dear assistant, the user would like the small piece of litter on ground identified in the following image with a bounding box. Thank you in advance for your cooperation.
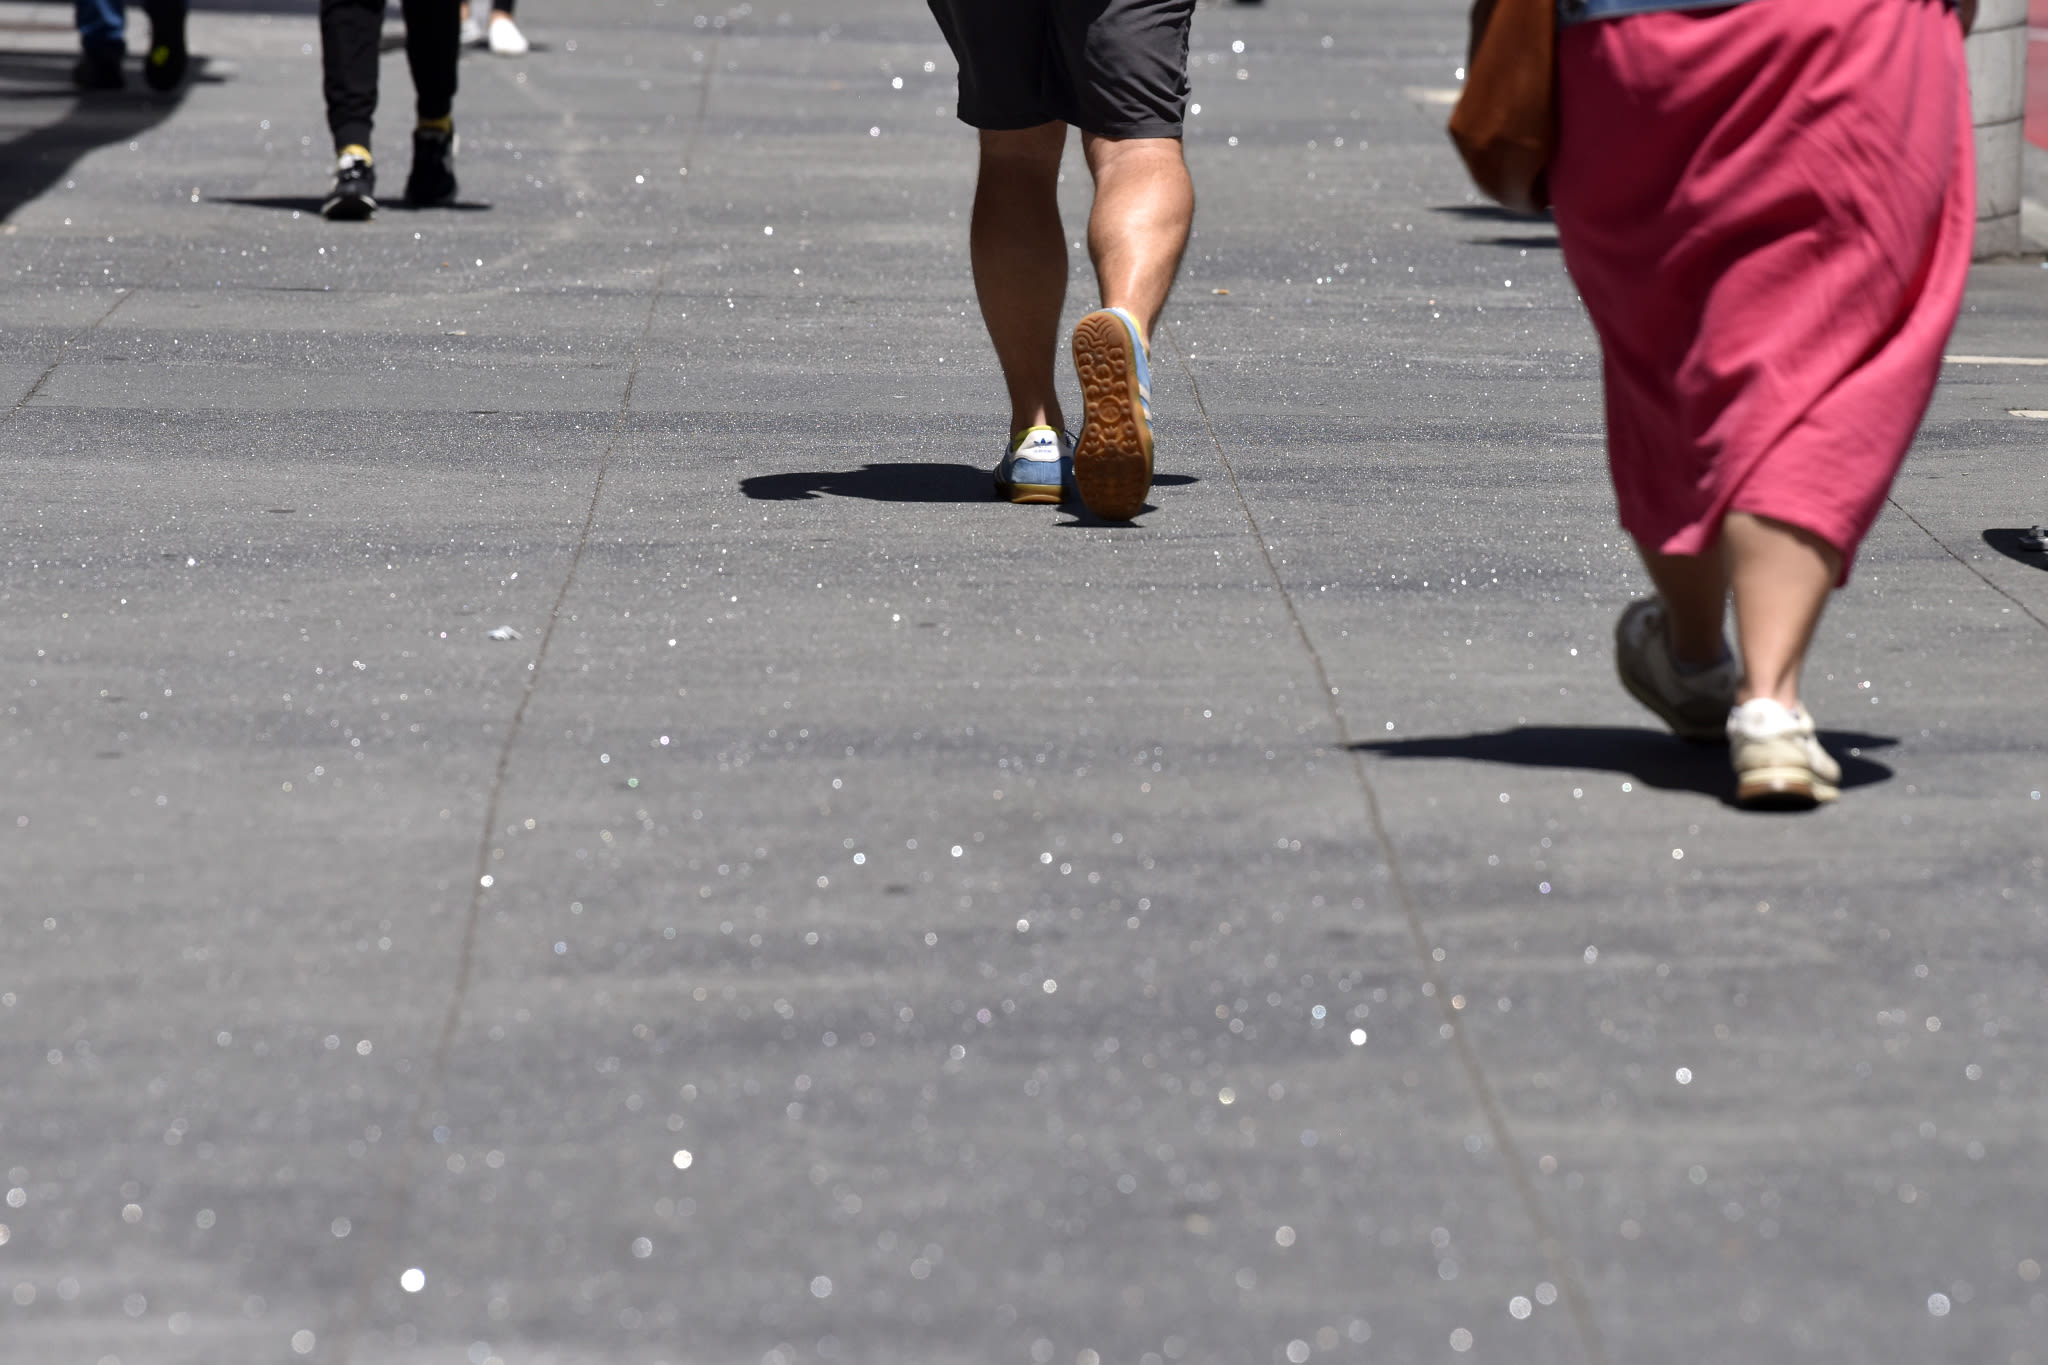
[487,626,522,641]
[1212,288,1230,295]
[2010,409,2048,419]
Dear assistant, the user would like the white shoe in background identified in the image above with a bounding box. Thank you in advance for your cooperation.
[489,14,531,55]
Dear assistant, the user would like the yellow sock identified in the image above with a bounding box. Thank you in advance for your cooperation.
[339,143,372,164]
[417,116,453,135]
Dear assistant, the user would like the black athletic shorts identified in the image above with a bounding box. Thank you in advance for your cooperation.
[927,0,1196,139]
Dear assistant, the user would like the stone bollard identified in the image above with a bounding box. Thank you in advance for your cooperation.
[1966,0,2029,257]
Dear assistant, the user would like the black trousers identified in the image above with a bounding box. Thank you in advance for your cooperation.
[321,0,460,152]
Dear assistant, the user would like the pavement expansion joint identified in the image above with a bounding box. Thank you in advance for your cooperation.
[1160,321,1612,1365]
[1886,494,2048,636]
[5,7,2045,1362]
[4,283,142,425]
[328,51,723,1363]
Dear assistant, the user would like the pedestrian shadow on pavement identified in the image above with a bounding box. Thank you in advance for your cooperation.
[1354,725,1897,806]
[740,462,1197,504]
[1979,529,2048,570]
[0,50,210,222]
[209,195,494,214]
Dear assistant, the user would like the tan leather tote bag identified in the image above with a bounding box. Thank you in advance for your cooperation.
[1446,0,1556,215]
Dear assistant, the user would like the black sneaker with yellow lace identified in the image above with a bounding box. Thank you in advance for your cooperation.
[323,147,377,221]
[143,2,188,92]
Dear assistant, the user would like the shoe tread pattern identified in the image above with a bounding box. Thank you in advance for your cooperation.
[1071,313,1152,521]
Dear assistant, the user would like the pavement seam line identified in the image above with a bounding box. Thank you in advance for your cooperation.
[1158,324,1612,1365]
[330,52,720,1364]
[3,285,141,424]
[1885,494,2048,634]
[332,262,668,1365]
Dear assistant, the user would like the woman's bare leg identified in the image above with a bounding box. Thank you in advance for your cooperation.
[1636,543,1731,668]
[1723,512,1840,708]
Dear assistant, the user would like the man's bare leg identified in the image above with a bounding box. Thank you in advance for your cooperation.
[970,123,1070,435]
[1062,133,1194,519]
[1081,132,1195,346]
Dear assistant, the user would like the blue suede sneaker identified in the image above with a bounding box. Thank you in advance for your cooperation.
[1070,306,1154,521]
[992,425,1075,504]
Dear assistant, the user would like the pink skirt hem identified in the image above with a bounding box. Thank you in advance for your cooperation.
[1550,0,1975,583]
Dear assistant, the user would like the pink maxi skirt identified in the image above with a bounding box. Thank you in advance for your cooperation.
[1549,0,1974,582]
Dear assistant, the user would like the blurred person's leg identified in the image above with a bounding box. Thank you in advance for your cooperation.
[74,0,123,53]
[401,0,462,203]
[402,0,459,124]
[320,0,384,217]
[142,0,189,91]
[73,0,125,88]
[321,0,384,153]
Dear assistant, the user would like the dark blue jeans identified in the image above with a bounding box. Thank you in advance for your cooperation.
[75,0,124,53]
[75,0,184,56]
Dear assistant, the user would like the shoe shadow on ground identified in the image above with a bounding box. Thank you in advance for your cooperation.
[0,50,210,222]
[741,462,1197,505]
[1980,528,2048,570]
[1431,203,1559,250]
[209,196,493,214]
[1354,724,1898,807]
[1054,492,1196,527]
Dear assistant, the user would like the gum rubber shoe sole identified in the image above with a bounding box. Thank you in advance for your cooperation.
[1735,766,1838,810]
[994,480,1063,505]
[1071,312,1153,521]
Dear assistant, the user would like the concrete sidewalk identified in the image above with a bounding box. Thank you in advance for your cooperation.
[3,3,2045,1364]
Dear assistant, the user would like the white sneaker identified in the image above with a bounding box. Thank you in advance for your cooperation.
[1728,698,1841,809]
[459,14,486,46]
[488,14,530,55]
[1613,597,1737,743]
